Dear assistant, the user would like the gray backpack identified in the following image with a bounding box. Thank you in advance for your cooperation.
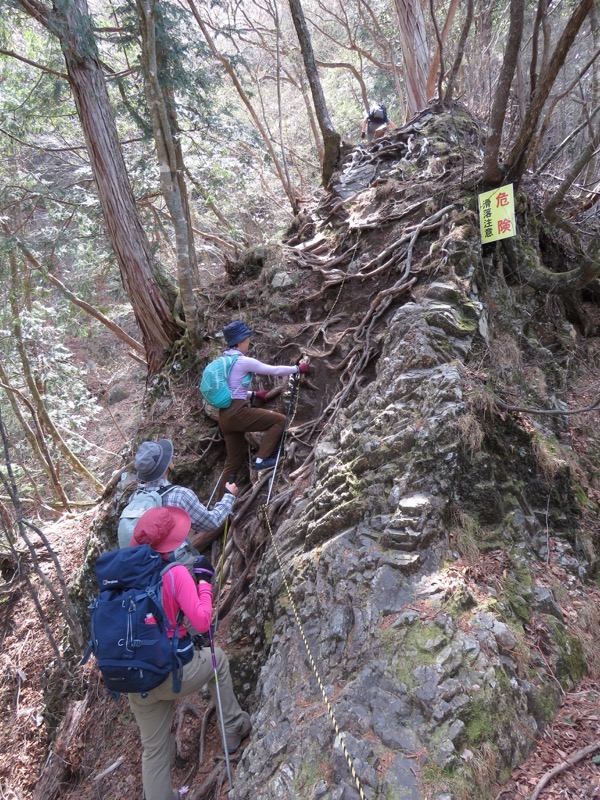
[117,485,178,549]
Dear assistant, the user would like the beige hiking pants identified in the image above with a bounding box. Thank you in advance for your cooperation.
[128,645,245,800]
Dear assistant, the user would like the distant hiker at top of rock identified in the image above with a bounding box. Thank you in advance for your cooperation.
[361,104,397,143]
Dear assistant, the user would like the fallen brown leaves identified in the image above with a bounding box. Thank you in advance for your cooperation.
[494,679,600,800]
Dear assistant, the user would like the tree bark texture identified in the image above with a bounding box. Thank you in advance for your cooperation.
[136,0,201,350]
[32,696,90,800]
[288,0,341,187]
[17,0,180,375]
[584,3,600,189]
[502,235,600,293]
[505,0,594,184]
[529,0,549,98]
[482,0,525,185]
[427,0,460,101]
[444,0,474,104]
[394,0,430,117]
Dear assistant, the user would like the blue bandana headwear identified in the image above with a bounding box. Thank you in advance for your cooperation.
[223,320,253,347]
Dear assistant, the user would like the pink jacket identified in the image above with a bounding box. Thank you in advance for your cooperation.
[161,564,212,638]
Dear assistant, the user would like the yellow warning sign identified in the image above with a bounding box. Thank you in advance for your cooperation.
[478,184,516,243]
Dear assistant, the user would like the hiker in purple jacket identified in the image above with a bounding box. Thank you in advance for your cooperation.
[216,320,309,498]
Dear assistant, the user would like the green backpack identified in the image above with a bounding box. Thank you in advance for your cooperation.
[200,354,241,408]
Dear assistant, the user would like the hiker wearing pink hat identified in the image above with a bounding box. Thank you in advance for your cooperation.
[128,507,251,800]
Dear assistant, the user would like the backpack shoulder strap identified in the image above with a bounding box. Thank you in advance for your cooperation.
[157,484,177,498]
[160,564,186,625]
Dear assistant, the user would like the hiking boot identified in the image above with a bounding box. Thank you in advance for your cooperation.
[254,456,277,471]
[225,712,252,754]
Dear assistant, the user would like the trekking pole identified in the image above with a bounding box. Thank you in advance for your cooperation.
[213,514,230,633]
[207,624,234,790]
[265,365,302,507]
[207,470,224,509]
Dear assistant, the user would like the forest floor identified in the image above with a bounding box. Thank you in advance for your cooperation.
[1,337,600,800]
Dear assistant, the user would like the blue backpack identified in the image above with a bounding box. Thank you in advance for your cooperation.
[199,353,241,408]
[81,545,193,695]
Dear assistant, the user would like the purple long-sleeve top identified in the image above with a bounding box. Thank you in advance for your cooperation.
[225,348,299,400]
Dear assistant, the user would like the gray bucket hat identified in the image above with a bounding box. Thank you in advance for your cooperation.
[134,439,174,482]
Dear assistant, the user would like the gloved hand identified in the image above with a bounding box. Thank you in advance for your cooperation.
[298,361,310,374]
[255,390,269,401]
[361,132,366,139]
[224,481,239,496]
[193,555,215,583]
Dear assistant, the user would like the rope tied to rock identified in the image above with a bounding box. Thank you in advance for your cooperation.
[259,504,368,800]
[257,370,369,800]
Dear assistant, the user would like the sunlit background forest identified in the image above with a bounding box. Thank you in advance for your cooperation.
[0,0,597,511]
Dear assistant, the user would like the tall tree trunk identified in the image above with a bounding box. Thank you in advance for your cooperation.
[16,0,180,375]
[288,0,341,186]
[136,0,201,350]
[393,0,430,117]
[296,67,325,164]
[428,0,461,101]
[482,0,525,185]
[444,0,474,104]
[505,0,594,184]
[530,0,549,99]
[584,3,600,190]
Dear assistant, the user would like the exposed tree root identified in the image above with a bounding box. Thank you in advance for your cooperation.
[495,393,600,415]
[528,739,600,800]
[174,699,203,758]
[199,701,215,766]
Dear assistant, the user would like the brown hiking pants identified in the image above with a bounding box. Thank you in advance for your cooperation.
[217,399,286,497]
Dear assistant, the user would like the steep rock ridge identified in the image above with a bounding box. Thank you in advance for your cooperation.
[229,111,595,800]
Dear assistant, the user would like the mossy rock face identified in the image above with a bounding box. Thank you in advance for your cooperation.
[455,406,580,543]
[525,682,562,727]
[542,615,588,689]
[502,574,533,623]
[462,481,506,525]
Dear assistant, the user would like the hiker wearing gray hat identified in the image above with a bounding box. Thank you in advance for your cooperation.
[133,439,238,534]
[216,321,310,498]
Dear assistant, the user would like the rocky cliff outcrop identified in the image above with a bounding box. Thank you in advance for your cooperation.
[226,107,598,800]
